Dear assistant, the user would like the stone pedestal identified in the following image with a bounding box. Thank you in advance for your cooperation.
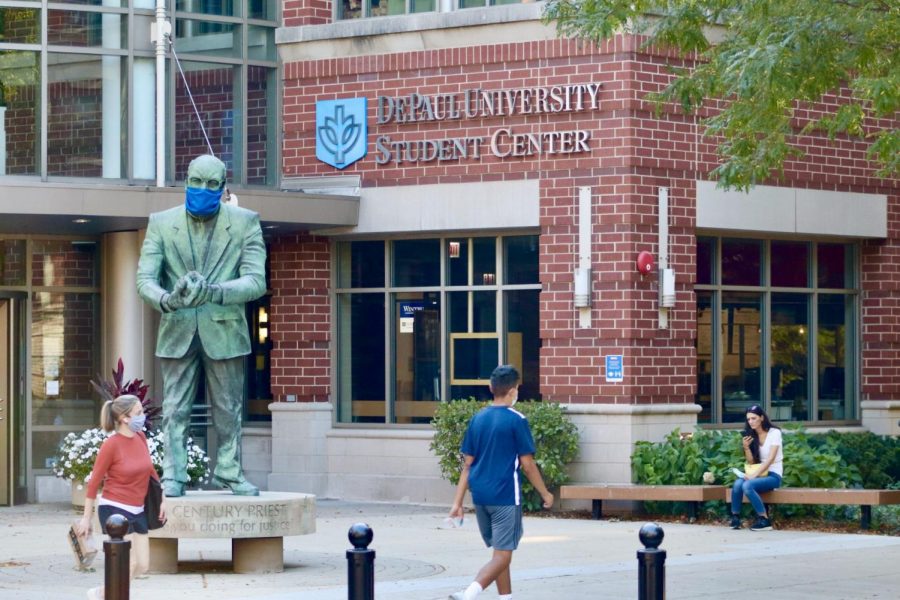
[148,490,315,574]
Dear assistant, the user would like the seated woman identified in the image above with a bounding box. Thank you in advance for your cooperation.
[731,404,783,531]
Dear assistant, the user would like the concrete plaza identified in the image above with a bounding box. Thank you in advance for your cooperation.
[1,500,898,599]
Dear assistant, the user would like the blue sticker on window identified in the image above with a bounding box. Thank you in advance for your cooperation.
[316,98,367,169]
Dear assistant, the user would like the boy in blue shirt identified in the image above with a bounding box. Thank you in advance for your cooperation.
[448,365,554,600]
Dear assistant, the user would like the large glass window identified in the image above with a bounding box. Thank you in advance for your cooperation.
[0,49,40,176]
[338,0,526,18]
[169,4,277,187]
[335,234,540,425]
[339,0,436,19]
[173,61,236,181]
[696,237,857,424]
[27,238,101,470]
[48,53,126,178]
[0,1,278,185]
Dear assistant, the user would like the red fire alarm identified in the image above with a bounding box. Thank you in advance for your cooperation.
[636,251,655,275]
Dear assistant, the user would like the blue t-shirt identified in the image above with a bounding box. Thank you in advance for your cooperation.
[461,405,537,506]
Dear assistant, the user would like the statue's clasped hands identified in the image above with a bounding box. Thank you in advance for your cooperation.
[165,271,223,310]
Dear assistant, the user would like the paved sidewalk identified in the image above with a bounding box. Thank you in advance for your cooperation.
[1,500,899,599]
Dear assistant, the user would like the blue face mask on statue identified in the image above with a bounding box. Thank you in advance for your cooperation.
[185,186,223,217]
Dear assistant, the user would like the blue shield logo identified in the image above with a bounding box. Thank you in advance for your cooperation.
[316,98,367,169]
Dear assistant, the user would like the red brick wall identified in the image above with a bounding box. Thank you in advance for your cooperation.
[269,232,331,402]
[277,33,899,406]
[283,0,331,27]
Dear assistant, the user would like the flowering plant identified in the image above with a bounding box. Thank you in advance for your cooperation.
[52,428,109,483]
[53,429,210,485]
[146,430,211,485]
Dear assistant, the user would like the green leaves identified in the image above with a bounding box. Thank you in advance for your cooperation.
[544,0,900,189]
[429,400,580,512]
[630,426,900,520]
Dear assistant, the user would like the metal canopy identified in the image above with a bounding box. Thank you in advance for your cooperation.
[0,180,359,236]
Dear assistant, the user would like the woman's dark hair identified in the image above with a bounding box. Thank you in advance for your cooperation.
[742,404,780,463]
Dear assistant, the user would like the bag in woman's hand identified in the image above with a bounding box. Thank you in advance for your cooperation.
[67,523,98,570]
[145,476,165,530]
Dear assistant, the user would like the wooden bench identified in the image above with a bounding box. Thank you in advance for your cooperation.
[561,484,727,522]
[727,487,900,530]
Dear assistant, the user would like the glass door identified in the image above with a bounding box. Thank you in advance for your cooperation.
[0,295,26,505]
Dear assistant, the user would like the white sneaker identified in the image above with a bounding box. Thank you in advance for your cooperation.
[86,587,104,600]
[448,593,465,600]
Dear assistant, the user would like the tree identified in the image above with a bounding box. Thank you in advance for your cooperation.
[543,0,899,190]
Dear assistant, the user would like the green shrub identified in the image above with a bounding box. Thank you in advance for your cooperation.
[806,431,899,489]
[429,399,580,512]
[631,426,863,518]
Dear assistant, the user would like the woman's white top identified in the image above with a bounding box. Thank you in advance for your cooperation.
[97,496,144,514]
[759,427,784,476]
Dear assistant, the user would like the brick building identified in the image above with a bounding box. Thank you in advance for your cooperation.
[267,2,898,504]
[0,2,897,506]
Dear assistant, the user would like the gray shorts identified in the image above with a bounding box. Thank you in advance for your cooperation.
[475,504,524,551]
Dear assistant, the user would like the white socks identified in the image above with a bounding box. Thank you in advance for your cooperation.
[463,582,483,599]
[499,595,513,600]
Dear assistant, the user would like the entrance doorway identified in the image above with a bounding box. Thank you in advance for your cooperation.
[0,296,25,505]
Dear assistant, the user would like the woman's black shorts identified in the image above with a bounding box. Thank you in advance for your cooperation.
[97,504,149,535]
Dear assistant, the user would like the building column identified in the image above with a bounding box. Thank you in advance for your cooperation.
[102,231,155,383]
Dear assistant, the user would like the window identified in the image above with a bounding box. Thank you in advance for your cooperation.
[336,0,531,20]
[26,239,101,470]
[171,5,278,186]
[338,0,436,19]
[0,1,278,185]
[335,234,540,424]
[695,237,857,424]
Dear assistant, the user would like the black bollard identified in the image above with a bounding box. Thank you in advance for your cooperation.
[637,522,665,600]
[104,514,131,600]
[346,523,375,600]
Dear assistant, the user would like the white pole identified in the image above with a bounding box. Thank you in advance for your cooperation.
[658,187,670,328]
[155,0,168,187]
[576,185,592,328]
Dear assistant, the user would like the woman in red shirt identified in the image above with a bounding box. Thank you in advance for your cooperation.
[75,394,167,596]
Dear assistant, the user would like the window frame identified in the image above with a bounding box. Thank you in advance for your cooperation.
[695,236,860,427]
[332,233,540,427]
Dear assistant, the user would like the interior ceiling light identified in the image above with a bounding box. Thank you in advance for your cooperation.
[72,218,92,224]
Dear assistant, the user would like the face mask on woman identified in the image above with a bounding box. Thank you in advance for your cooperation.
[127,413,146,433]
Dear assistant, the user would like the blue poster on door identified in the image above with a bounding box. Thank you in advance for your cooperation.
[605,355,623,383]
[399,301,425,333]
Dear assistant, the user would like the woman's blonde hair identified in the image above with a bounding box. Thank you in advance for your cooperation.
[100,394,140,432]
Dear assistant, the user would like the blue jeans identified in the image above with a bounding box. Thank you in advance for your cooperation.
[731,473,782,516]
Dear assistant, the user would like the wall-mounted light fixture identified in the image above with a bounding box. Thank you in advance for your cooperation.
[448,241,460,258]
[258,306,269,345]
[482,273,495,285]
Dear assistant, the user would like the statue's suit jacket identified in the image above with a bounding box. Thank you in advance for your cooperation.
[136,203,266,360]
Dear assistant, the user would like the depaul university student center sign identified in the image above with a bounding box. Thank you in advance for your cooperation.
[315,83,602,169]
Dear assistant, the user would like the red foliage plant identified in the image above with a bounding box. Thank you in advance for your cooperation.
[90,358,161,430]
